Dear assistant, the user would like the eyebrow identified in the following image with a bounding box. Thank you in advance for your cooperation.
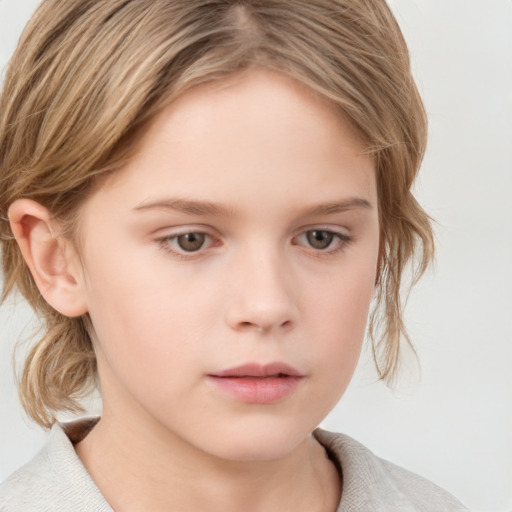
[134,198,237,217]
[302,198,372,216]
[133,197,372,217]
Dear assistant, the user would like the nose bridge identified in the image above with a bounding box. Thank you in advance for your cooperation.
[225,238,298,333]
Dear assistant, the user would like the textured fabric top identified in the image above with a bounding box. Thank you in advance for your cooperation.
[0,419,469,511]
[314,429,469,512]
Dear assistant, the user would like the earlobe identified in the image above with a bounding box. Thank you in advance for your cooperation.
[8,199,88,317]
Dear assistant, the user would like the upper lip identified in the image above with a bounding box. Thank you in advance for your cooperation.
[210,362,303,378]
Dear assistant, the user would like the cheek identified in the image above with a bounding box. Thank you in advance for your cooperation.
[87,287,208,415]
[311,249,376,326]
[305,255,377,377]
[82,247,223,382]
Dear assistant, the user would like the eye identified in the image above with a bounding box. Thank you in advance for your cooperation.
[175,232,207,252]
[295,228,351,253]
[306,230,336,250]
[158,230,214,256]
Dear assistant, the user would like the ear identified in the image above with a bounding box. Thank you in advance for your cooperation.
[8,199,88,317]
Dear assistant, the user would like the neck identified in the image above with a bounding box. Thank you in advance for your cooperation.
[75,408,341,512]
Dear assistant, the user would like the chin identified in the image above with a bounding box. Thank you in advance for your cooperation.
[196,418,316,463]
[210,439,301,462]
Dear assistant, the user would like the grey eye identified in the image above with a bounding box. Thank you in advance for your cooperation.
[306,230,335,250]
[176,233,206,252]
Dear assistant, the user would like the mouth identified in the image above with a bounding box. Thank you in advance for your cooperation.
[210,362,303,378]
[207,362,304,404]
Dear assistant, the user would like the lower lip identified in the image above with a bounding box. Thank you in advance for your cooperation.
[207,375,303,404]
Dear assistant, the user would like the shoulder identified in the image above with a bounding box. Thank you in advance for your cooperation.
[314,429,470,512]
[0,419,111,512]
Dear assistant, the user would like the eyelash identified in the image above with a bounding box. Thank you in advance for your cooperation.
[294,229,352,256]
[156,228,352,260]
[157,231,218,260]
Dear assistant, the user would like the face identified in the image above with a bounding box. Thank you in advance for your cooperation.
[74,69,379,461]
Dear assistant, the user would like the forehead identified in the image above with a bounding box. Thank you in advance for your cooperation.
[143,68,368,161]
[82,69,376,221]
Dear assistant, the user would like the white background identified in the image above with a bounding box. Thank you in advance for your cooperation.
[1,1,511,511]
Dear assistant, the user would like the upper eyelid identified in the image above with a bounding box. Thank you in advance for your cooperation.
[157,230,216,245]
[154,225,349,237]
[294,229,351,246]
[292,224,351,238]
[153,224,218,238]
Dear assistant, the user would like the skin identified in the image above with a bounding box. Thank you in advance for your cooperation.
[10,69,380,511]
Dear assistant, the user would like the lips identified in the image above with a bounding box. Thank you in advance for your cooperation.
[207,363,304,404]
[211,362,303,378]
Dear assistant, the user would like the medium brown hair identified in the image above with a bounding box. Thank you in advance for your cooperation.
[0,0,433,428]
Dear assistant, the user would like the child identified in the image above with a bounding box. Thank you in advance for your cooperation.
[0,0,469,510]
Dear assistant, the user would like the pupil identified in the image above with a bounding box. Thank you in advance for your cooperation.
[177,233,205,252]
[307,230,333,249]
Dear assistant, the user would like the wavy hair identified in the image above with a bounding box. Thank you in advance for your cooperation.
[0,0,433,428]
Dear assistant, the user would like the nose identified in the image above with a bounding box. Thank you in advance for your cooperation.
[224,248,298,334]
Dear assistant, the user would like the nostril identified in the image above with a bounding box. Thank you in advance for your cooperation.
[225,292,299,333]
[237,319,293,333]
